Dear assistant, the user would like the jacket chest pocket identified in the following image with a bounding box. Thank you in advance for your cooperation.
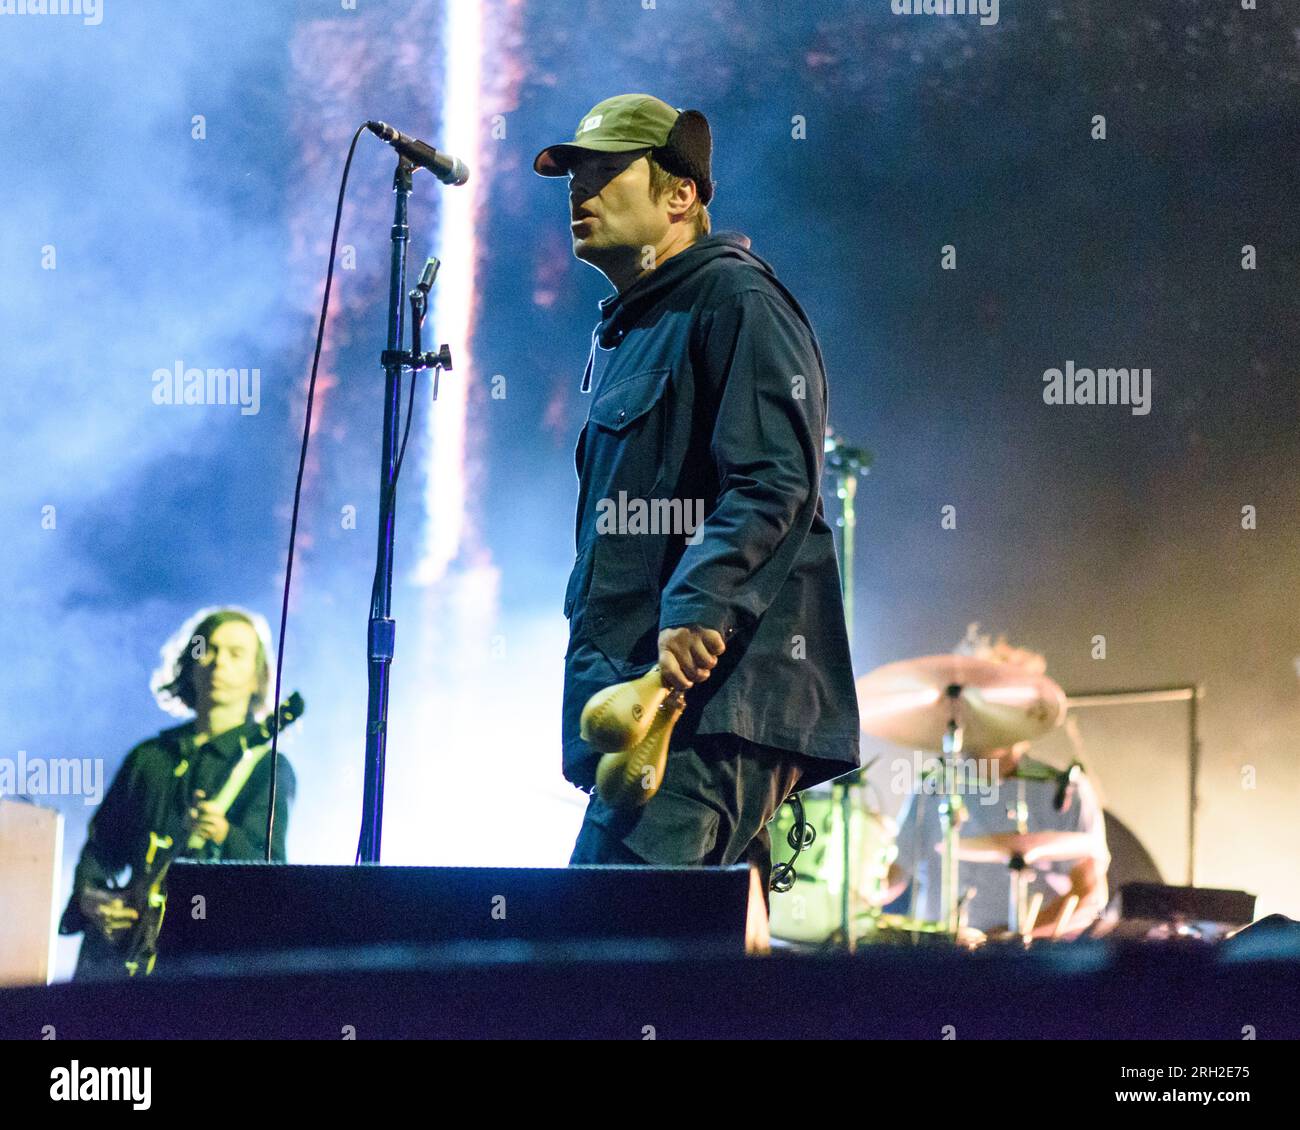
[588,367,672,434]
[584,367,673,501]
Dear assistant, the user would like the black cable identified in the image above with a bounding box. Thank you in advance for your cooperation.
[364,282,439,613]
[262,122,367,861]
[367,357,433,613]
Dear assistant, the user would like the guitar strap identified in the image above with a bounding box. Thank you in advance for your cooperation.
[185,733,273,852]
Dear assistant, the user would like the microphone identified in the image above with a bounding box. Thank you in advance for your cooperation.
[416,257,440,295]
[365,121,469,186]
[1054,761,1082,813]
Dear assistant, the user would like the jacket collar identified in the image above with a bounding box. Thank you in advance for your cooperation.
[580,231,771,393]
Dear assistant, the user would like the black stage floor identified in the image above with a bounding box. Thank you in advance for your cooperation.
[5,931,1298,1040]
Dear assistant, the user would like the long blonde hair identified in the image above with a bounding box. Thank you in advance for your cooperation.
[151,606,272,718]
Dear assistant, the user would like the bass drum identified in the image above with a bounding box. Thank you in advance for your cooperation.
[767,786,898,944]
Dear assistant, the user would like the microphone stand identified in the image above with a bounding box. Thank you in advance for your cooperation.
[357,156,452,863]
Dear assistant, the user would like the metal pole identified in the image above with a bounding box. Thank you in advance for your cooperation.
[357,158,413,863]
[837,472,856,632]
[1063,683,1203,888]
[1188,684,1202,886]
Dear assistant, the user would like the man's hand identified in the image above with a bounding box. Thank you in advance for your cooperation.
[878,861,909,908]
[79,888,139,942]
[1032,858,1104,938]
[185,790,230,846]
[657,625,726,692]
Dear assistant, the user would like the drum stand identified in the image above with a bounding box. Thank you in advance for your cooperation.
[837,771,857,952]
[937,690,967,935]
[826,431,872,952]
[1006,777,1030,936]
[1003,776,1051,942]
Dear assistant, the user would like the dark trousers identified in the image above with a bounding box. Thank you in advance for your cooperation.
[569,733,804,901]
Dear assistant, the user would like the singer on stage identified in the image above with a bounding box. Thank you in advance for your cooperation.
[534,93,861,888]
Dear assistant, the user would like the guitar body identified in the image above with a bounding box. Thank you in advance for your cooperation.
[120,831,176,976]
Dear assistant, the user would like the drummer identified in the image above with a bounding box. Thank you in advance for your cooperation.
[880,630,1110,938]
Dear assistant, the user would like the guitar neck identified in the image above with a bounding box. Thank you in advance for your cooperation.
[185,738,276,851]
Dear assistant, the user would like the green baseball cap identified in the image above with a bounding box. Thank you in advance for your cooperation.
[534,92,714,204]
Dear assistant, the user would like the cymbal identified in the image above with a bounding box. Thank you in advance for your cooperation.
[945,831,1099,866]
[855,654,1067,753]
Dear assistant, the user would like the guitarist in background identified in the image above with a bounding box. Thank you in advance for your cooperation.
[59,607,296,978]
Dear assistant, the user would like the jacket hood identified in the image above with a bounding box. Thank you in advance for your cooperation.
[580,231,798,393]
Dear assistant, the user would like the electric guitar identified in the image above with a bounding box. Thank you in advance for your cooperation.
[117,692,304,975]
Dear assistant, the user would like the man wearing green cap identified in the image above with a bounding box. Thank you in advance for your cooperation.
[536,94,861,892]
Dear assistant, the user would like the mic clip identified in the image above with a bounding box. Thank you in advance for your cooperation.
[380,344,453,374]
[383,256,450,392]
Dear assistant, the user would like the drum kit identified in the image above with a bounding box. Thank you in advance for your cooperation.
[768,650,1093,951]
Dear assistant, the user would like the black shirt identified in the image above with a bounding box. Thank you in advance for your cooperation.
[59,717,295,938]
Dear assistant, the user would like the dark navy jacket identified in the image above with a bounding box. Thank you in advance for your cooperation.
[561,232,861,791]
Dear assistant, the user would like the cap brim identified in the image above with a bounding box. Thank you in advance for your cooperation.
[533,140,653,177]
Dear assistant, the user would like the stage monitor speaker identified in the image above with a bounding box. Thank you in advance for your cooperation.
[1119,882,1256,928]
[0,799,63,986]
[159,861,756,962]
